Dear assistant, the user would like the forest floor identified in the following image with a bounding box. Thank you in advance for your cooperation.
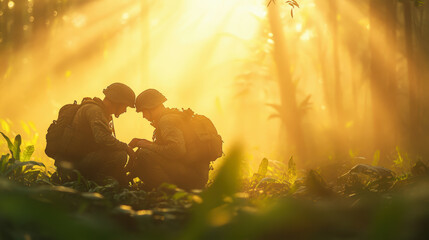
[1,133,429,239]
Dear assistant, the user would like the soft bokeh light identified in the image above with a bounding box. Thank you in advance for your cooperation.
[7,1,14,9]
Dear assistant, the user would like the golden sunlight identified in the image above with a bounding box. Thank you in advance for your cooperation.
[1,0,427,171]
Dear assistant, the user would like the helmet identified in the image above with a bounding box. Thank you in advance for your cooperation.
[135,89,167,111]
[103,83,136,108]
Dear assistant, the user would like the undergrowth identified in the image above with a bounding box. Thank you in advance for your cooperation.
[1,132,429,239]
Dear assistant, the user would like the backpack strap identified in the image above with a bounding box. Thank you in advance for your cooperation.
[81,97,117,137]
[80,97,97,105]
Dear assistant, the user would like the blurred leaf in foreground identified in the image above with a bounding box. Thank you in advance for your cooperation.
[181,144,242,239]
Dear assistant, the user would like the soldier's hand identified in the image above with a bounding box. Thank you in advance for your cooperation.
[129,138,153,149]
[129,138,143,148]
[136,139,153,148]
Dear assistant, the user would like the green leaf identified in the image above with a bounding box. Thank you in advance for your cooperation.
[372,150,380,166]
[288,156,297,184]
[348,164,394,179]
[1,154,10,163]
[0,132,22,160]
[182,145,242,239]
[0,154,10,172]
[251,158,269,184]
[288,156,296,176]
[257,158,269,178]
[21,170,40,183]
[0,131,14,156]
[4,161,45,177]
[21,145,35,162]
[12,134,22,160]
[0,119,10,133]
[172,191,188,200]
[393,147,404,167]
[256,177,277,188]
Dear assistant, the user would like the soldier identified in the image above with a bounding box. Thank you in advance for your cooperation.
[129,89,222,190]
[48,83,135,184]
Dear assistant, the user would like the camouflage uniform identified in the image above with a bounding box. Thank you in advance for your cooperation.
[133,108,209,190]
[55,97,128,183]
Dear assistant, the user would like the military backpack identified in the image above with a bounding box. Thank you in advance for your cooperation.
[180,109,223,163]
[45,99,96,159]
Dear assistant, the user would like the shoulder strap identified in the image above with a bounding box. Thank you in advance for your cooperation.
[80,97,116,137]
[80,97,98,106]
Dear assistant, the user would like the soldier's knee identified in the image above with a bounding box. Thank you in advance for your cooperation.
[112,151,128,168]
[94,150,127,168]
[134,149,165,172]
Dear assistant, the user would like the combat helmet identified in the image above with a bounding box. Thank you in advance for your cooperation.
[103,83,136,108]
[135,89,167,111]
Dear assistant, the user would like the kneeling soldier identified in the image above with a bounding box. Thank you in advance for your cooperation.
[129,89,222,190]
[46,83,135,184]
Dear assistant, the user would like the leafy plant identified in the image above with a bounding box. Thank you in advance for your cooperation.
[0,132,48,186]
[393,146,412,176]
[251,157,268,185]
[338,164,396,194]
[1,133,429,239]
[287,156,297,185]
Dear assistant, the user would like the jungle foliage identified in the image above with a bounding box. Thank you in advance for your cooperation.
[2,0,429,238]
[1,132,429,239]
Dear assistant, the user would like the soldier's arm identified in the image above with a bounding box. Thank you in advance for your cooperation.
[145,115,186,159]
[85,105,128,151]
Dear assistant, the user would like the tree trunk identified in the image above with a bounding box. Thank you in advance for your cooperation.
[415,0,429,159]
[267,5,306,163]
[369,0,398,164]
[330,0,342,120]
[329,0,348,161]
[403,0,419,157]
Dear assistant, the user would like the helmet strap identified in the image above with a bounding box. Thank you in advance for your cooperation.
[110,118,117,138]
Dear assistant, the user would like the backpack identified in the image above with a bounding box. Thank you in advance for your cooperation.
[45,99,95,159]
[181,109,223,163]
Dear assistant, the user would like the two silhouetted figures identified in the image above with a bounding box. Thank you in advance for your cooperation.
[46,83,222,190]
